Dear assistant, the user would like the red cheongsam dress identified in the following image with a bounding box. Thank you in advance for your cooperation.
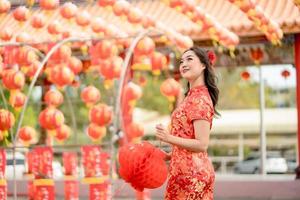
[165,85,215,200]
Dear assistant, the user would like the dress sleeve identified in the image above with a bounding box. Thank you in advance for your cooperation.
[186,92,214,123]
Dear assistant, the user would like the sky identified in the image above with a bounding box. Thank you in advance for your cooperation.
[246,64,296,89]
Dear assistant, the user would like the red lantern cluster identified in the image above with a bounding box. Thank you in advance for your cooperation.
[89,104,113,126]
[2,69,25,90]
[38,107,65,131]
[229,0,283,45]
[118,142,168,191]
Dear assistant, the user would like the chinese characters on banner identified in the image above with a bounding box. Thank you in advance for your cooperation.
[63,152,79,200]
[0,149,6,200]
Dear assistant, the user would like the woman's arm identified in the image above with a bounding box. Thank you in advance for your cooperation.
[155,120,210,153]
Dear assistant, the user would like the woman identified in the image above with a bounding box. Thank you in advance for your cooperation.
[155,46,219,200]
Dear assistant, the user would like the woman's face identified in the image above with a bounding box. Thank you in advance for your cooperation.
[179,50,205,81]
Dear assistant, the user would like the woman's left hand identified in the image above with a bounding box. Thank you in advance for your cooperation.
[155,124,171,143]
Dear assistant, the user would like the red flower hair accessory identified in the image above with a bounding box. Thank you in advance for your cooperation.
[207,50,216,65]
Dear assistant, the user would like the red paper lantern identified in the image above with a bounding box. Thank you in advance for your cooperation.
[134,37,155,56]
[89,104,113,126]
[118,142,167,191]
[9,90,26,109]
[250,48,264,64]
[16,48,38,66]
[0,0,10,14]
[98,0,116,7]
[18,126,36,145]
[0,109,15,131]
[281,69,290,79]
[160,78,181,101]
[75,11,91,27]
[2,69,25,90]
[31,13,46,29]
[24,61,43,79]
[54,124,71,142]
[40,0,59,10]
[13,6,29,22]
[99,56,122,80]
[16,32,31,43]
[48,63,75,87]
[0,29,12,41]
[47,20,62,35]
[87,123,106,141]
[126,122,144,141]
[91,41,117,60]
[123,82,142,102]
[91,17,107,34]
[38,107,65,130]
[44,89,64,107]
[127,7,143,24]
[60,2,77,20]
[112,0,130,16]
[151,51,167,75]
[81,86,101,106]
[68,56,82,75]
[48,45,72,64]
[241,71,250,81]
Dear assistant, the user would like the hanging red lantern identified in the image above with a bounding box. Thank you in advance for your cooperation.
[98,0,116,7]
[0,109,15,131]
[2,69,25,90]
[123,82,142,102]
[100,56,123,80]
[81,86,101,107]
[24,61,43,79]
[151,51,167,75]
[48,63,75,88]
[38,107,65,130]
[92,41,117,60]
[91,17,107,34]
[281,69,290,79]
[39,0,59,11]
[47,20,62,35]
[89,104,113,126]
[0,29,12,41]
[54,124,71,142]
[250,48,264,64]
[60,2,77,20]
[134,37,155,56]
[16,32,31,43]
[68,56,82,75]
[87,123,106,141]
[0,0,10,14]
[126,122,144,142]
[48,44,72,64]
[127,7,143,24]
[9,90,26,110]
[44,89,64,107]
[112,0,130,16]
[160,78,181,102]
[16,48,38,66]
[13,6,29,22]
[18,126,36,145]
[118,142,168,191]
[31,13,46,29]
[241,71,250,81]
[75,11,91,27]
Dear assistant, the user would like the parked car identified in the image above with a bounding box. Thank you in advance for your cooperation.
[233,154,288,174]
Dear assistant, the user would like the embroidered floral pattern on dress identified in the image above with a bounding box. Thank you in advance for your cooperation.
[165,85,215,200]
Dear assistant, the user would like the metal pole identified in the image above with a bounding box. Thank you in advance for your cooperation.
[259,65,267,175]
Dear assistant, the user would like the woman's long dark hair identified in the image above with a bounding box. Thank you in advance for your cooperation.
[184,46,220,116]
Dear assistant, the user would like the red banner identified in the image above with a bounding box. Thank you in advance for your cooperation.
[0,149,6,179]
[28,181,34,200]
[81,145,102,177]
[34,179,55,200]
[64,180,78,200]
[63,152,77,176]
[89,183,110,200]
[0,180,6,200]
[34,147,53,179]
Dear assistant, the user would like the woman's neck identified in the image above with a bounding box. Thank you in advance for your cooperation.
[189,75,205,88]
